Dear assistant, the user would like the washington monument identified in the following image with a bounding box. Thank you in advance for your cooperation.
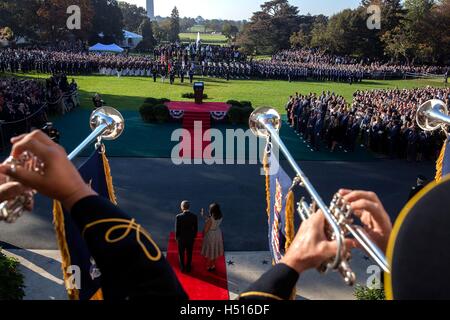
[146,0,154,19]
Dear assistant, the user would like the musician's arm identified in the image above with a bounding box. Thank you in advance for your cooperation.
[239,264,299,300]
[70,195,188,300]
[0,131,187,300]
[240,211,357,301]
[240,190,393,301]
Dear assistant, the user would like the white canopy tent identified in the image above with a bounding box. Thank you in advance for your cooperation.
[88,43,124,53]
[121,30,143,49]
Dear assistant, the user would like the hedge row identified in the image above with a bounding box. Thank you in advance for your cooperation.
[226,100,254,125]
[139,98,255,125]
[181,92,208,99]
[139,98,171,123]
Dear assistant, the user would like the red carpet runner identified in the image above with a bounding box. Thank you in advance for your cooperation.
[181,111,211,159]
[166,232,229,300]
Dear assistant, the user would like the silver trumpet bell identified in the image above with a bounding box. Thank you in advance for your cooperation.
[90,106,125,141]
[416,99,450,132]
[68,106,125,160]
[249,107,282,138]
[1,107,125,223]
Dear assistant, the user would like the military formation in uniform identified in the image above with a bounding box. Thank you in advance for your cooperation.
[1,46,447,84]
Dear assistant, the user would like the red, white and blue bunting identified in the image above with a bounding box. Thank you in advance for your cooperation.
[211,111,227,121]
[169,110,185,120]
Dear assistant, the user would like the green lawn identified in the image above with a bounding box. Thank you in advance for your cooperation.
[179,32,228,44]
[187,25,215,33]
[8,73,448,113]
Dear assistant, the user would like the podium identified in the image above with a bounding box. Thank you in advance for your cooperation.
[193,82,204,104]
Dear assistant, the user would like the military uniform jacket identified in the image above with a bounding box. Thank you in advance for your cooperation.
[239,264,299,300]
[71,195,188,300]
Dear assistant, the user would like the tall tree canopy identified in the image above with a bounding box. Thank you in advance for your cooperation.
[0,0,40,41]
[237,0,300,54]
[118,1,147,33]
[37,0,94,42]
[168,6,180,42]
[135,18,156,51]
[222,23,239,42]
[89,0,124,44]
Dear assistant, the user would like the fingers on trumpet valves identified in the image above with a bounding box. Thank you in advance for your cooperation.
[297,198,313,221]
[338,261,356,286]
[0,151,43,224]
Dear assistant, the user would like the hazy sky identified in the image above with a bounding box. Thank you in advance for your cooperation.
[122,0,362,20]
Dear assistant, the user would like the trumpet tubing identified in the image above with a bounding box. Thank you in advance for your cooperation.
[249,107,391,286]
[0,107,125,224]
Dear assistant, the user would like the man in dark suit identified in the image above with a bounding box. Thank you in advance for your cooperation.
[175,201,198,273]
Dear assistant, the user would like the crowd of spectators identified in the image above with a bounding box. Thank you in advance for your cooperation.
[0,77,45,122]
[286,87,450,161]
[0,73,78,147]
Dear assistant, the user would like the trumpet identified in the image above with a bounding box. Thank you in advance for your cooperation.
[249,107,390,286]
[416,99,450,132]
[0,106,125,223]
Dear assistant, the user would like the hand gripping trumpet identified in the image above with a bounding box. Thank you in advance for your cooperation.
[0,106,124,223]
[249,107,390,285]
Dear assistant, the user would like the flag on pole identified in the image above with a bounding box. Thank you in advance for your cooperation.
[53,146,117,300]
[263,152,295,264]
[436,138,450,181]
[196,32,201,50]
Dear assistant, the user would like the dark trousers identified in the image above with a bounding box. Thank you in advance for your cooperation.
[177,239,194,271]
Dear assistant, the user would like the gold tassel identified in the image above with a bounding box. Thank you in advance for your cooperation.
[263,152,271,219]
[436,139,447,182]
[101,149,118,205]
[285,190,297,300]
[53,200,79,300]
[90,288,104,300]
[284,190,295,250]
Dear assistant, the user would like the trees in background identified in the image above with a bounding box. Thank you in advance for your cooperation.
[0,0,448,64]
[135,18,156,52]
[0,27,14,41]
[0,0,41,41]
[168,7,180,42]
[118,1,147,33]
[237,0,300,54]
[222,23,239,42]
[0,0,123,44]
[89,0,124,44]
[239,0,449,64]
[37,0,94,43]
[290,14,327,48]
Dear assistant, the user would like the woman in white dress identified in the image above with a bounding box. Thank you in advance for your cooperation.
[201,203,224,272]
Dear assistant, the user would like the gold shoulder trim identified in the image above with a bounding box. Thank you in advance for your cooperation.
[385,175,450,300]
[239,291,283,300]
[82,218,162,262]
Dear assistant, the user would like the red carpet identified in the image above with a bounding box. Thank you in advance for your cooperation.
[166,232,229,300]
[167,101,231,160]
[181,111,211,159]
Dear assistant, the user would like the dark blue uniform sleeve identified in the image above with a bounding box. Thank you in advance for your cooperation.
[71,195,188,300]
[239,264,299,300]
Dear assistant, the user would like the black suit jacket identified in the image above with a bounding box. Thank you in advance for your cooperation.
[175,211,198,243]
